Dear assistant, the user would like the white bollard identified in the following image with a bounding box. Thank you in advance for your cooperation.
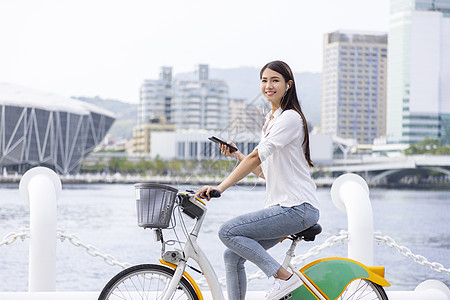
[330,174,450,299]
[330,173,374,265]
[19,167,62,292]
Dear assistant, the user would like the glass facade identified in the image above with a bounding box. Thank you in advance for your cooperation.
[415,0,450,15]
[440,114,450,144]
[387,0,450,145]
[387,11,412,143]
[391,0,450,14]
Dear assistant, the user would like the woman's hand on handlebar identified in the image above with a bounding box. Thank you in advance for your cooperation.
[195,186,222,201]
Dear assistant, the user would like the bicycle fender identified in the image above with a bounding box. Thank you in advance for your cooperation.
[159,259,204,300]
[294,257,390,300]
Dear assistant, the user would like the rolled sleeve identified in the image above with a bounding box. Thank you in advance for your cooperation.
[257,110,302,163]
[256,141,272,163]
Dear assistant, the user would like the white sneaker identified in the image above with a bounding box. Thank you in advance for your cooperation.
[265,274,302,300]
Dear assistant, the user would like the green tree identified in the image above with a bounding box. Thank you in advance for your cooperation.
[404,138,448,155]
[153,155,168,175]
[118,158,135,173]
[135,158,153,174]
[167,159,182,176]
[108,157,123,172]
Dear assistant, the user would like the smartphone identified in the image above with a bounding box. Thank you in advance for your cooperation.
[208,136,238,152]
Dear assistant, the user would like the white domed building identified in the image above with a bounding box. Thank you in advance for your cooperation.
[0,82,115,174]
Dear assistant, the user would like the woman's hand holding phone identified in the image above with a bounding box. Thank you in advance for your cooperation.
[209,136,244,161]
[219,142,241,160]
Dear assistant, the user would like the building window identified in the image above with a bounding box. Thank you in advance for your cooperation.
[201,142,212,158]
[247,142,258,155]
[189,142,198,159]
[177,142,185,159]
[235,142,245,154]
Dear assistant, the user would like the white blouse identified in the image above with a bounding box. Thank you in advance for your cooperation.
[256,108,320,209]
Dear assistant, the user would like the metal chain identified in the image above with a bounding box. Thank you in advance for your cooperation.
[290,230,349,265]
[1,227,133,270]
[374,231,450,276]
[57,230,133,270]
[2,226,449,283]
[0,227,29,246]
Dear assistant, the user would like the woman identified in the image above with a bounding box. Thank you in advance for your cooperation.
[196,60,320,300]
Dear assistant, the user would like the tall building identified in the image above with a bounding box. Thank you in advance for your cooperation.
[139,65,229,131]
[135,65,230,153]
[321,30,388,144]
[387,0,450,145]
[138,67,172,125]
[171,65,229,130]
[228,98,266,134]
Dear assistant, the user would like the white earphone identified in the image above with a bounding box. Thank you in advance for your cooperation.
[286,84,290,92]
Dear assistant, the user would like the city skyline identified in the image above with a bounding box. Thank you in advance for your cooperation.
[0,0,389,104]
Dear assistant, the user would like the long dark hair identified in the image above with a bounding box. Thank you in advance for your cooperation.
[260,60,314,168]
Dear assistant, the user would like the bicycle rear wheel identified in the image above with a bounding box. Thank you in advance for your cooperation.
[337,278,388,300]
[98,264,199,300]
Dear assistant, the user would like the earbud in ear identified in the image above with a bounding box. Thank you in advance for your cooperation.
[286,85,290,92]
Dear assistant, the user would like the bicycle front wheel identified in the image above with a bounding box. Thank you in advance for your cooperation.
[98,264,199,300]
[337,278,388,300]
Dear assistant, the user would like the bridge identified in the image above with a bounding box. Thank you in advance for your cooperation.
[318,155,450,185]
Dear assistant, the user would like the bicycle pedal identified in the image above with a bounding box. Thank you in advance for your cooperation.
[278,293,292,300]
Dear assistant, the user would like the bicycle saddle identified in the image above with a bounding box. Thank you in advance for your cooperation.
[292,224,322,241]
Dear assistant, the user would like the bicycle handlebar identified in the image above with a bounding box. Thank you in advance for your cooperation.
[209,190,221,198]
[194,189,221,200]
[177,189,220,219]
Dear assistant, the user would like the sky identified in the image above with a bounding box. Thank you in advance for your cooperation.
[0,0,390,103]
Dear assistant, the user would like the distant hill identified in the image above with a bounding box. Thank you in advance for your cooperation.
[73,96,137,139]
[75,68,322,139]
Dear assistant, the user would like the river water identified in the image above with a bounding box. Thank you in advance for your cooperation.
[0,182,449,293]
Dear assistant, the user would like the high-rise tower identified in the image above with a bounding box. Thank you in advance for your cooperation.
[321,30,388,144]
[138,65,229,131]
[387,0,450,145]
[138,66,172,125]
[171,65,229,130]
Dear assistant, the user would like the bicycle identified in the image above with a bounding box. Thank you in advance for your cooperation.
[98,183,390,300]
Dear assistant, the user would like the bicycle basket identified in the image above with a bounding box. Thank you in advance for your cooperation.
[134,183,178,228]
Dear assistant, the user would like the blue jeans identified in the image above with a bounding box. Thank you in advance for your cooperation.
[218,202,319,300]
